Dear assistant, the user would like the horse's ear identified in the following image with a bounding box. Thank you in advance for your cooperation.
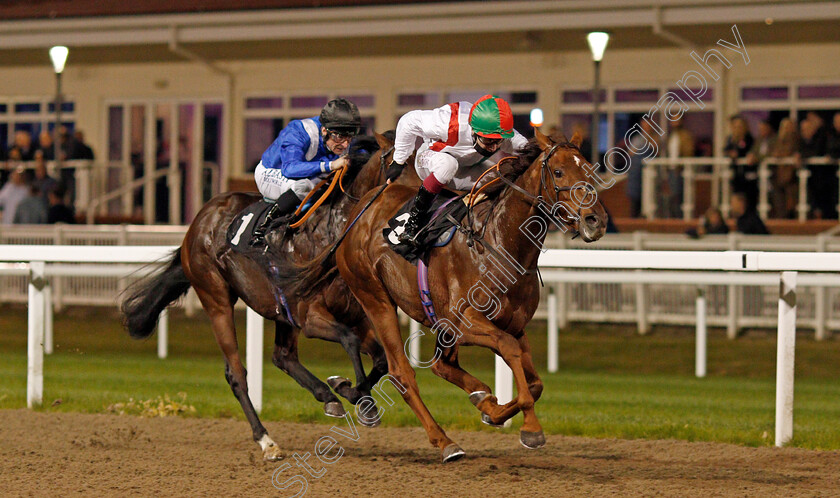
[374,132,393,150]
[570,131,583,149]
[534,126,553,150]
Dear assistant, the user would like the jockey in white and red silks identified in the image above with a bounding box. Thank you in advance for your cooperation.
[385,94,529,245]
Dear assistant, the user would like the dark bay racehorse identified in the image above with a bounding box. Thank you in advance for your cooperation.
[275,128,607,462]
[121,134,418,461]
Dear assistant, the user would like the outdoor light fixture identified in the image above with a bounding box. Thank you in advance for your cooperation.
[586,32,610,163]
[530,108,544,128]
[49,46,69,73]
[586,32,610,62]
[49,46,69,177]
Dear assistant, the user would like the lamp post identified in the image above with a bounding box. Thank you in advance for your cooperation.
[530,108,544,130]
[586,32,609,164]
[49,46,68,176]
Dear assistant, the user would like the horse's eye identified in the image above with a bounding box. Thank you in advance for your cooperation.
[554,169,563,177]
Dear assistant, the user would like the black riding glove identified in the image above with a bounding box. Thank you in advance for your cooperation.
[385,160,406,183]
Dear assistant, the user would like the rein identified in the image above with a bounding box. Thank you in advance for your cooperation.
[313,145,396,265]
[289,167,346,229]
[454,142,583,272]
[289,144,394,229]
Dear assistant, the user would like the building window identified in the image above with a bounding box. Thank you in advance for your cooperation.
[0,97,75,154]
[741,86,788,101]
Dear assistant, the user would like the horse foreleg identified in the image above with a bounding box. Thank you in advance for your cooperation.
[457,315,545,449]
[298,303,370,405]
[199,293,283,461]
[271,320,346,418]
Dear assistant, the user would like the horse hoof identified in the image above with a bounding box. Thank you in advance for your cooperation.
[442,443,466,463]
[357,404,381,428]
[469,391,490,407]
[358,415,381,428]
[262,443,284,461]
[481,413,505,428]
[519,430,546,449]
[324,401,346,418]
[327,376,352,391]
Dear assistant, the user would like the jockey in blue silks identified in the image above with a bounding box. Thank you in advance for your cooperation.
[251,98,361,246]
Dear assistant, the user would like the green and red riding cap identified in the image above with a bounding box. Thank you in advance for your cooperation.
[468,95,515,139]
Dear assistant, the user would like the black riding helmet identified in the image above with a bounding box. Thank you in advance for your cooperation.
[320,98,362,135]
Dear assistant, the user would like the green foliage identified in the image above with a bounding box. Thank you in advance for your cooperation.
[1,306,839,449]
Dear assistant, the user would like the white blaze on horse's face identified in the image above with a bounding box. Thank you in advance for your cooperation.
[573,156,581,167]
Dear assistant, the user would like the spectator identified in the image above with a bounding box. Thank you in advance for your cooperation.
[67,130,95,160]
[8,130,36,161]
[36,130,55,161]
[827,111,840,160]
[731,192,769,235]
[686,207,730,238]
[724,115,756,210]
[13,184,48,224]
[798,117,834,218]
[47,184,76,224]
[747,120,776,166]
[32,151,59,201]
[660,116,695,218]
[626,119,656,218]
[770,118,800,218]
[0,167,30,225]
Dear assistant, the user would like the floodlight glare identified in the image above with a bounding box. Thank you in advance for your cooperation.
[586,32,610,62]
[49,46,69,73]
[530,108,544,127]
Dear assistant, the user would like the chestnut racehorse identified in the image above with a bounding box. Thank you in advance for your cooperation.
[273,128,607,462]
[121,134,418,461]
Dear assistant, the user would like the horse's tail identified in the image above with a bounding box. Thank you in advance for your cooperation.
[121,248,191,339]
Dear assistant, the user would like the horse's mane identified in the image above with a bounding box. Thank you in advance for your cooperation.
[511,137,581,177]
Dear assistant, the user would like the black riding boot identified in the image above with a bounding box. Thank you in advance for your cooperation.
[250,190,300,246]
[399,185,437,246]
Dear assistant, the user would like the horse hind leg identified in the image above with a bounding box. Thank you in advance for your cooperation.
[271,320,346,418]
[194,286,283,461]
[354,289,464,462]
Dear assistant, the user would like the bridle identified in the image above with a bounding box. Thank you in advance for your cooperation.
[493,143,593,233]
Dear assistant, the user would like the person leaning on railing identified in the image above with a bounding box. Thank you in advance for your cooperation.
[769,118,800,219]
[724,115,756,210]
[827,111,840,169]
[797,114,835,219]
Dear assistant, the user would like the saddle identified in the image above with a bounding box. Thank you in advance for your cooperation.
[382,189,469,266]
[225,199,300,326]
[226,200,297,253]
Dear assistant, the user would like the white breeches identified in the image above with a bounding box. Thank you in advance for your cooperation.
[414,150,490,191]
[255,162,320,201]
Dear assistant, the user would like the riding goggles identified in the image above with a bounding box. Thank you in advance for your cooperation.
[327,130,356,143]
[476,135,503,147]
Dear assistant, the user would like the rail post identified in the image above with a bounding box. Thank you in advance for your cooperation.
[27,261,46,408]
[158,307,169,359]
[775,271,797,447]
[696,286,707,378]
[246,307,264,414]
[494,355,513,428]
[547,284,558,373]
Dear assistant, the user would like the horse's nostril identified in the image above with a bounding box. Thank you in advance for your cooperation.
[584,214,601,229]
